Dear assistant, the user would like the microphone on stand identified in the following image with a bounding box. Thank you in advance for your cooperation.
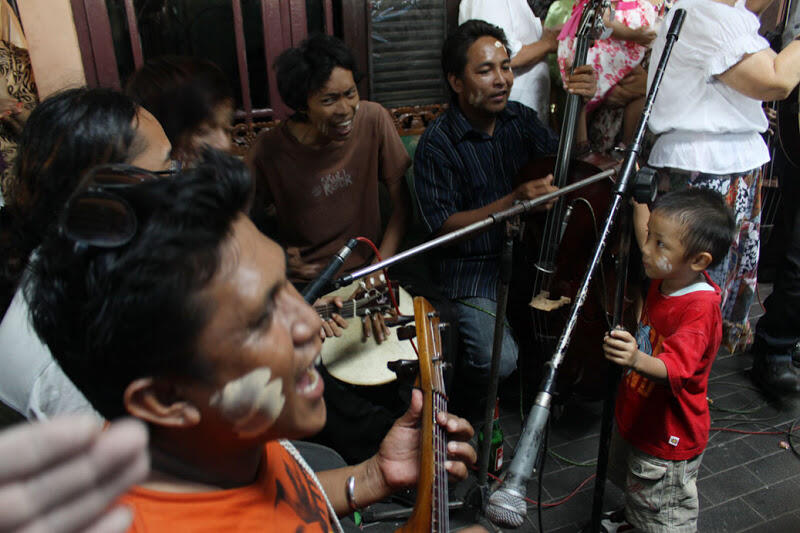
[484,386,554,528]
[302,238,358,304]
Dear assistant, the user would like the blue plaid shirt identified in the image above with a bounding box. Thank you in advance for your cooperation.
[413,101,558,300]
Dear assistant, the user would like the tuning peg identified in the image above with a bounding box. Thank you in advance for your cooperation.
[387,359,419,383]
[386,315,415,327]
[396,324,417,341]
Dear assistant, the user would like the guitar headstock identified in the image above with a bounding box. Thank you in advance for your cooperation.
[353,282,400,317]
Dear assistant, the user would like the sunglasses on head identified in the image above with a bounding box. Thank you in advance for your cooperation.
[59,164,175,251]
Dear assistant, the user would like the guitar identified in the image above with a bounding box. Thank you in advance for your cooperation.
[395,296,449,533]
[319,282,417,386]
[313,286,396,321]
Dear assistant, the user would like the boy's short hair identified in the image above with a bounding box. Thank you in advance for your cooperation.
[652,188,736,269]
[26,152,252,419]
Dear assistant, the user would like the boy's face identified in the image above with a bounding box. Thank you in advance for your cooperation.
[641,210,695,280]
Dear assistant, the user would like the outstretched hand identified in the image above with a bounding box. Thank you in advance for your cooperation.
[0,416,149,533]
[375,389,476,491]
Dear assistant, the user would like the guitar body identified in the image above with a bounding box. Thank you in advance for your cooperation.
[320,283,417,385]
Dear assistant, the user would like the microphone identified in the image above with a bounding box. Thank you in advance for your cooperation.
[485,385,555,527]
[302,238,358,304]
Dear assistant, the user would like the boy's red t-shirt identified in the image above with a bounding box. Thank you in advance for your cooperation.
[615,272,722,461]
[120,440,335,532]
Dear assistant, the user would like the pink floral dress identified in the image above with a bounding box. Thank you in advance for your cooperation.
[557,0,657,112]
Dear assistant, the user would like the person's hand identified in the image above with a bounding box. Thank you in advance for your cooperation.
[630,27,657,47]
[0,416,149,533]
[348,275,394,344]
[313,295,348,339]
[564,64,598,99]
[603,327,640,368]
[513,174,558,210]
[286,246,322,281]
[374,389,476,491]
[605,65,647,107]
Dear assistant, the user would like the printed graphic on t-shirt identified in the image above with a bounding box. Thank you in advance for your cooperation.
[274,457,331,531]
[622,320,662,398]
[312,169,353,198]
[636,324,653,356]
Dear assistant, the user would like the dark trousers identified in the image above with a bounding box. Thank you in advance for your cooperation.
[754,167,800,360]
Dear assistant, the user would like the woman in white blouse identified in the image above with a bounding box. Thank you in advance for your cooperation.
[646,0,800,353]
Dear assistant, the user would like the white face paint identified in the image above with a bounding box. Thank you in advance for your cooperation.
[468,89,486,107]
[494,40,503,48]
[210,367,286,438]
[655,255,673,274]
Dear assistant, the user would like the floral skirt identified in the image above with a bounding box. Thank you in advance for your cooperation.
[658,167,763,353]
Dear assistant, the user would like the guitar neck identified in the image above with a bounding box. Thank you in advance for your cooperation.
[552,33,591,189]
[536,29,592,274]
[314,300,358,320]
[432,392,449,532]
[396,297,449,533]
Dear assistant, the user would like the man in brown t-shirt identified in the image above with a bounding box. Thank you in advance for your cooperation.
[247,36,410,286]
[246,34,412,463]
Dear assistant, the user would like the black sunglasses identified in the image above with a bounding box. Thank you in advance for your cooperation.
[59,164,171,250]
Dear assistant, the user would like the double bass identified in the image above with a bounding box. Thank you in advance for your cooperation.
[516,0,638,399]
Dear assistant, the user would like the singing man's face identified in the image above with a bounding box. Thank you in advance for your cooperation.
[184,215,327,442]
[449,35,514,118]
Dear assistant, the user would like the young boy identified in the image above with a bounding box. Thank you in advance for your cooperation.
[602,188,736,532]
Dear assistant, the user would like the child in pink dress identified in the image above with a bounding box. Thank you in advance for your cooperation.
[557,0,659,112]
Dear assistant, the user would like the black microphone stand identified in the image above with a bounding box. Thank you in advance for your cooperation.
[485,9,687,529]
[588,9,686,532]
[477,217,521,490]
[333,170,614,288]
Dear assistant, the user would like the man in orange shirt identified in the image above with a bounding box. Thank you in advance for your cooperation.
[24,153,476,531]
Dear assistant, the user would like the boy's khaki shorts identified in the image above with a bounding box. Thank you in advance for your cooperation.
[608,428,704,533]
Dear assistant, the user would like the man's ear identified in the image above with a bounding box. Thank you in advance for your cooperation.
[690,251,713,272]
[124,378,201,428]
[447,73,463,96]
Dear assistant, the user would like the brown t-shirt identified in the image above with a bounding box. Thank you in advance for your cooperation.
[247,100,410,282]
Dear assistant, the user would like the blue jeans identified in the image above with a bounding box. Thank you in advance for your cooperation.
[454,297,519,381]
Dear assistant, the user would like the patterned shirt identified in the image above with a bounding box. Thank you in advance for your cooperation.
[413,101,558,300]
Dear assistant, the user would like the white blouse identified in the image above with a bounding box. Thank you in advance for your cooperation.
[0,285,99,420]
[647,0,770,174]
